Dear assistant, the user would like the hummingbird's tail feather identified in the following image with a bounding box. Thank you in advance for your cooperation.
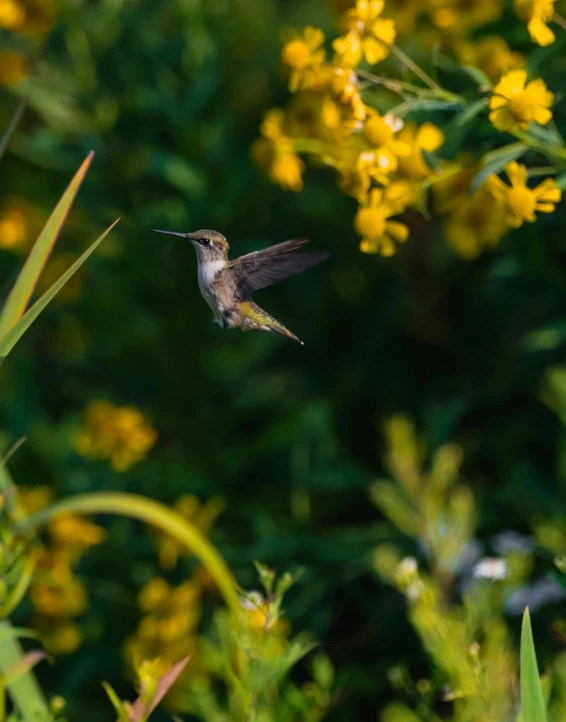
[239,301,304,345]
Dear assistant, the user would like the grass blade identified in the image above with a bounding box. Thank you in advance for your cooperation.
[521,607,547,722]
[0,151,94,338]
[0,219,119,362]
[0,99,26,162]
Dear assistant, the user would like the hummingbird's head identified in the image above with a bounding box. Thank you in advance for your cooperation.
[151,228,229,263]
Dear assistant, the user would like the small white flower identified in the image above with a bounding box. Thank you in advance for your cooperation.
[384,113,404,132]
[239,590,264,610]
[398,556,418,575]
[473,557,508,580]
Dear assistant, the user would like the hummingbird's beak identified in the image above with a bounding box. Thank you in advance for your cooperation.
[151,229,188,238]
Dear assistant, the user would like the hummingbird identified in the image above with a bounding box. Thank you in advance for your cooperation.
[151,229,328,345]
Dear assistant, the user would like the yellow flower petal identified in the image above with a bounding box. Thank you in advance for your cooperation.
[527,16,555,46]
[533,178,561,203]
[505,161,527,187]
[386,220,409,242]
[417,123,444,152]
[495,69,527,97]
[362,35,389,64]
[304,26,325,48]
[533,107,552,125]
[524,78,554,107]
[369,18,396,46]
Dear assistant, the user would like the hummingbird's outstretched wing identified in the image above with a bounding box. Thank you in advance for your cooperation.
[230,239,329,300]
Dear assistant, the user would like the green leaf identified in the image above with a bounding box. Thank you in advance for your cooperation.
[555,173,566,191]
[128,657,190,721]
[470,143,528,193]
[520,608,547,722]
[527,123,564,149]
[0,151,94,339]
[461,65,493,89]
[454,99,488,127]
[102,682,130,722]
[0,218,119,362]
[0,99,26,162]
[254,561,276,595]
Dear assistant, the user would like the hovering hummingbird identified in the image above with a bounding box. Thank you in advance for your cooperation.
[151,229,328,344]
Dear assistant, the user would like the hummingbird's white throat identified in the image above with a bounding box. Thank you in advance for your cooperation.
[198,259,226,287]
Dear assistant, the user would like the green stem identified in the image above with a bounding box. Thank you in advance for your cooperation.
[357,68,426,97]
[0,99,26,163]
[14,491,241,618]
[0,621,50,722]
[391,44,441,93]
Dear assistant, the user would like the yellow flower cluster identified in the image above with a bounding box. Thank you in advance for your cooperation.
[254,0,563,259]
[74,400,157,472]
[124,577,201,681]
[0,0,55,85]
[18,486,106,655]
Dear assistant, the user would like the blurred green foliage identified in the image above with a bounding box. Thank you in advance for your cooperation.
[3,0,566,720]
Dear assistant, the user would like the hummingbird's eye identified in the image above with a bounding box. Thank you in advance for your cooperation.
[201,238,211,246]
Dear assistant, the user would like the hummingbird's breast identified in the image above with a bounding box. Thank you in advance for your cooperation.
[197,261,239,326]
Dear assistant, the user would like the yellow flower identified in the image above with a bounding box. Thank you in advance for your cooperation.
[515,0,556,46]
[427,0,503,33]
[125,577,201,680]
[333,0,396,67]
[0,0,26,30]
[444,186,508,259]
[48,513,107,556]
[0,196,36,251]
[0,50,29,86]
[30,575,88,618]
[252,109,305,192]
[354,187,409,256]
[360,112,411,178]
[33,619,83,655]
[489,70,553,131]
[331,63,367,122]
[281,27,326,92]
[74,400,158,472]
[396,122,444,182]
[457,36,523,82]
[487,161,561,228]
[153,494,224,570]
[390,122,444,207]
[383,0,421,37]
[0,0,54,37]
[286,92,344,145]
